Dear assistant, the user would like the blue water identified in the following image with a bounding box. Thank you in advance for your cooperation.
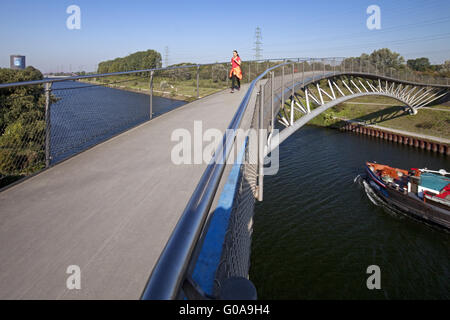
[250,125,450,299]
[50,81,186,163]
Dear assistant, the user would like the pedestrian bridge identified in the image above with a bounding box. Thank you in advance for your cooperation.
[0,58,448,299]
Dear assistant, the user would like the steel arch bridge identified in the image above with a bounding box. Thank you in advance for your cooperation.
[142,57,450,300]
[267,69,450,154]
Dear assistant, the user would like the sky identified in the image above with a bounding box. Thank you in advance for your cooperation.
[1,0,450,73]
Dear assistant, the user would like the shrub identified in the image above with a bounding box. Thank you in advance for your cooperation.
[0,66,48,176]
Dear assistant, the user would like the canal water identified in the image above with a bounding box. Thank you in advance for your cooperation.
[250,125,449,299]
[50,81,186,163]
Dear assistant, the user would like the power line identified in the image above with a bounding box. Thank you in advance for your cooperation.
[253,27,263,60]
[164,46,169,67]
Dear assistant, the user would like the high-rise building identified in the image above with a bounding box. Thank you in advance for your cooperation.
[10,55,26,70]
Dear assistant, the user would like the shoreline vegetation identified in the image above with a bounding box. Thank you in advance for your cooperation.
[76,76,231,102]
[305,96,450,141]
[76,78,192,102]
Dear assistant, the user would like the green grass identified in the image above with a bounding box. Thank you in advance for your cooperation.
[79,75,231,102]
[295,96,450,139]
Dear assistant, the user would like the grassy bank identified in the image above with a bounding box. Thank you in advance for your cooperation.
[305,96,450,139]
[78,74,232,102]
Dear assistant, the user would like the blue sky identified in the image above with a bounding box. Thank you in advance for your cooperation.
[1,0,450,73]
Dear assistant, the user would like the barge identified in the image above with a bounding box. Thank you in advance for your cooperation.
[361,162,450,230]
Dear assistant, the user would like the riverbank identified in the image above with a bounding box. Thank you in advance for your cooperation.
[306,97,450,144]
[77,76,230,102]
[76,78,194,102]
[334,119,450,155]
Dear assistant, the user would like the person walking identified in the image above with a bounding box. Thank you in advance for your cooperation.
[229,50,242,93]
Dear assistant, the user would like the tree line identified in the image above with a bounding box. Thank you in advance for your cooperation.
[341,48,450,78]
[0,67,48,180]
[97,49,162,74]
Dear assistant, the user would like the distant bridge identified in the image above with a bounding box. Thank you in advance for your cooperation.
[0,58,448,300]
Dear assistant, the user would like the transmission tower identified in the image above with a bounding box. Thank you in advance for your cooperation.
[253,27,263,60]
[164,46,169,67]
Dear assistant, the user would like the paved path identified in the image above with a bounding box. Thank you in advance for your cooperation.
[0,86,248,299]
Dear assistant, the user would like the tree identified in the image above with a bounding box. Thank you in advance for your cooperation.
[166,62,196,81]
[0,67,49,176]
[341,49,405,72]
[369,48,405,69]
[407,57,431,72]
[443,60,450,72]
[97,49,162,74]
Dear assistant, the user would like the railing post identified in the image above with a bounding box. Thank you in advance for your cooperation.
[271,71,274,134]
[248,63,251,83]
[149,71,154,120]
[226,68,229,87]
[281,64,285,109]
[292,62,295,98]
[258,84,264,202]
[302,59,305,85]
[196,65,200,99]
[312,58,315,82]
[44,82,52,168]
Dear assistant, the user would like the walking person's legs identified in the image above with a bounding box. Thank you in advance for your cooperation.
[231,74,236,92]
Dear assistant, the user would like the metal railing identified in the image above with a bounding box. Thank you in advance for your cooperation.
[140,57,450,299]
[141,60,297,299]
[1,56,448,297]
[0,58,292,187]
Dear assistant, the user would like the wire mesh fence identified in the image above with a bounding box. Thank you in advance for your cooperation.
[2,56,449,299]
[0,60,284,188]
[2,57,447,188]
[0,88,46,181]
[50,74,155,163]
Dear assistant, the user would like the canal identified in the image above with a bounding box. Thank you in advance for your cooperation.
[50,80,186,163]
[250,125,449,299]
[48,81,449,299]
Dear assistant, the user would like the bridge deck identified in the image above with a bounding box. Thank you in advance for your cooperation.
[0,86,248,299]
